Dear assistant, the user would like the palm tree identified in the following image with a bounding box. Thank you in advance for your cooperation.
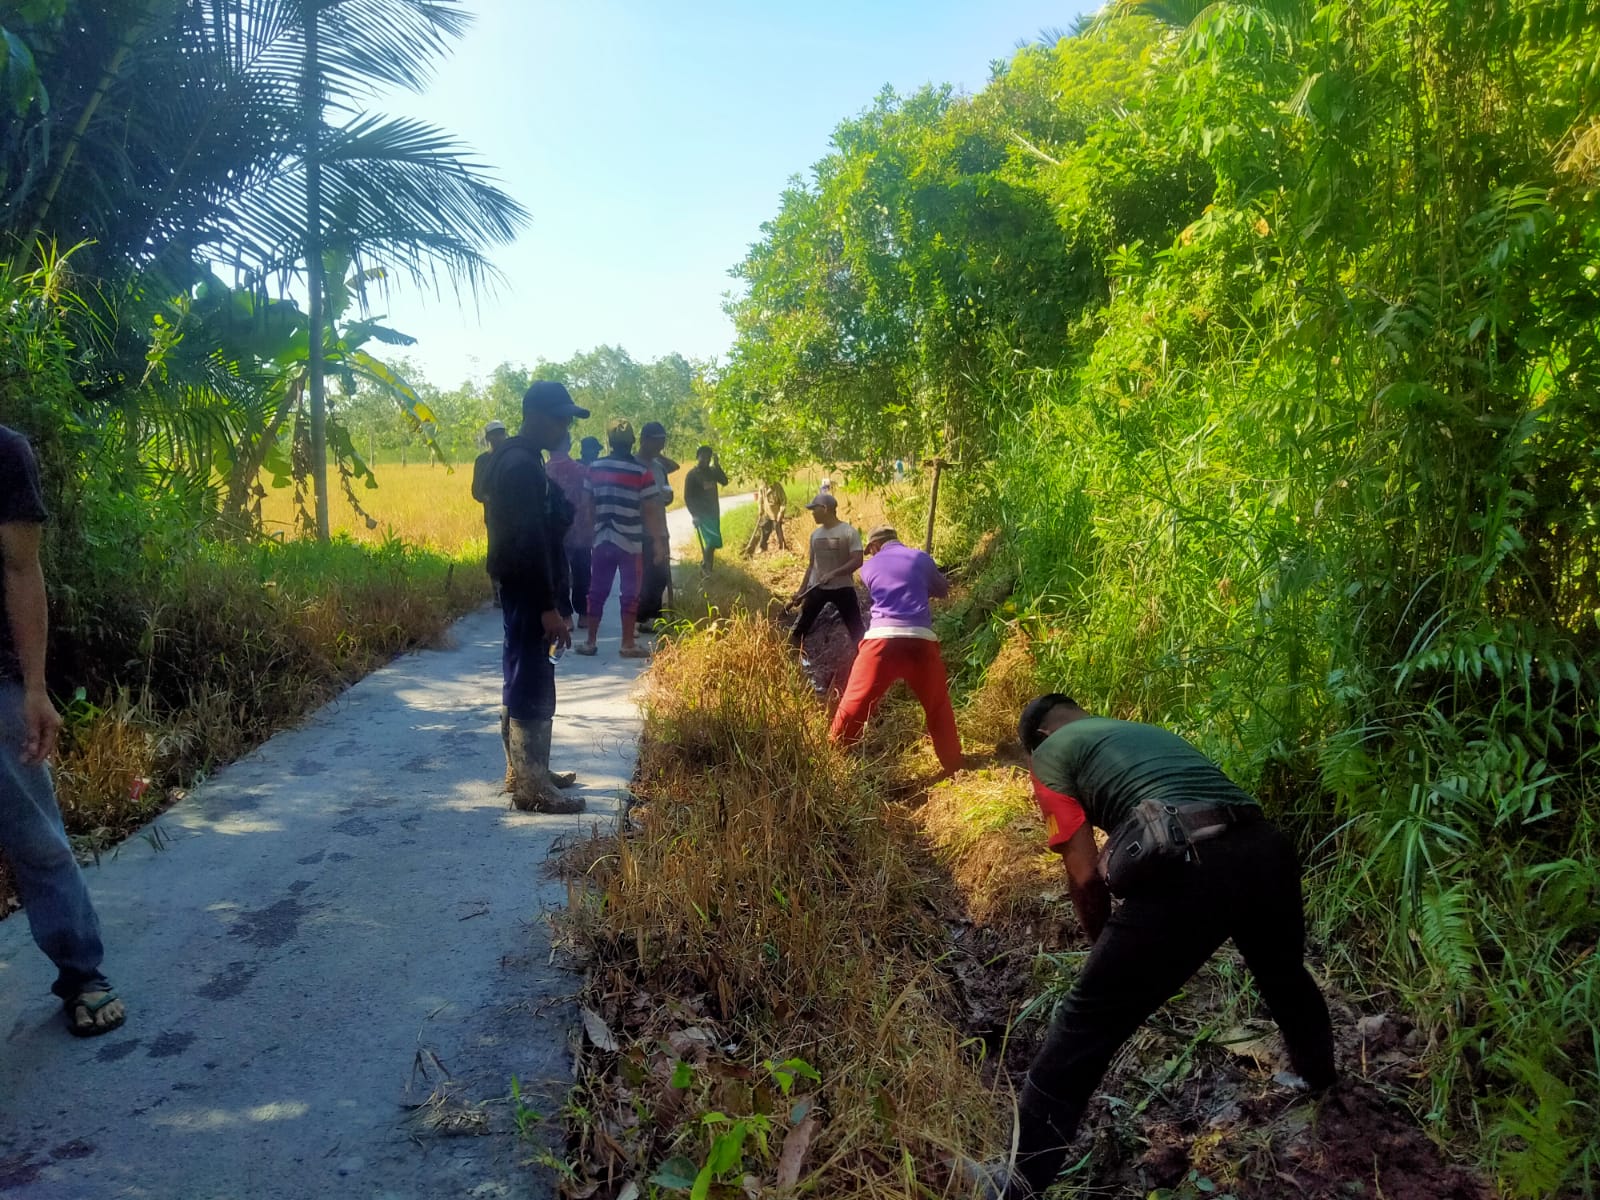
[3,0,528,536]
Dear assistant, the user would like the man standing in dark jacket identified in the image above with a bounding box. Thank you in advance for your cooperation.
[485,382,589,815]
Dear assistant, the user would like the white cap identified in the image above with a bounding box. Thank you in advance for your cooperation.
[483,420,507,436]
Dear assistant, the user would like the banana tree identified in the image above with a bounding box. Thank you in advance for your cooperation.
[159,259,443,532]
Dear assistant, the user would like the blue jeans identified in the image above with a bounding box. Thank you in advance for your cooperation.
[0,682,107,999]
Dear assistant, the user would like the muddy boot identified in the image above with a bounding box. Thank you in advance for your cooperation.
[500,707,516,794]
[507,719,584,814]
[533,718,580,789]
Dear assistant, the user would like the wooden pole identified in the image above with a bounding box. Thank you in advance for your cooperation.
[923,458,944,555]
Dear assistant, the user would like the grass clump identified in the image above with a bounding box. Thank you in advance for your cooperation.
[48,532,487,850]
[558,614,1002,1198]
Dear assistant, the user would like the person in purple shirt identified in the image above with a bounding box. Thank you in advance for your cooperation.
[828,525,964,773]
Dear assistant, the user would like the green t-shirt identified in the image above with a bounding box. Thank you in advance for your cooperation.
[1030,716,1258,833]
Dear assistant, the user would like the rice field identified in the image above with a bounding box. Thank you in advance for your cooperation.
[257,462,487,553]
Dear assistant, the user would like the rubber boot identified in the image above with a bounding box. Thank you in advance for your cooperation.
[504,706,575,790]
[500,707,515,794]
[508,719,584,814]
[532,718,581,792]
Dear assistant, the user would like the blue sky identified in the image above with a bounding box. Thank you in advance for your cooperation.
[374,0,1094,388]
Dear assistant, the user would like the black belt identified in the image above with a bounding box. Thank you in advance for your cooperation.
[1181,801,1262,843]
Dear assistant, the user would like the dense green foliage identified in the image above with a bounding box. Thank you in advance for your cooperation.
[719,3,1600,1193]
[1,0,523,524]
[0,3,514,836]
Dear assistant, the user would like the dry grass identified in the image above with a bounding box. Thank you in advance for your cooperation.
[916,769,1063,934]
[557,616,1004,1198]
[957,631,1043,759]
[50,537,487,848]
[257,462,487,553]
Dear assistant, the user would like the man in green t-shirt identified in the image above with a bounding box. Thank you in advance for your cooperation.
[984,694,1337,1198]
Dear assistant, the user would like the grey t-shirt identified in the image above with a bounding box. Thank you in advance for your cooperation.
[805,521,862,589]
[0,426,49,682]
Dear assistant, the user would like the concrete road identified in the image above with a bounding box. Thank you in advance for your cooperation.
[0,498,749,1200]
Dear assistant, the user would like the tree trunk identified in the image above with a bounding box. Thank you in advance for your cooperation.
[303,0,330,541]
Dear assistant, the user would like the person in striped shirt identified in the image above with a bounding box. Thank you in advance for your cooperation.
[574,419,666,659]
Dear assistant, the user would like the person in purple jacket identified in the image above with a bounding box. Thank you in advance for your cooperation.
[828,525,964,773]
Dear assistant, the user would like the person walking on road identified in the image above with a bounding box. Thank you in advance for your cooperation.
[635,421,677,630]
[484,383,588,815]
[982,696,1338,1198]
[829,527,963,773]
[787,492,866,646]
[545,433,593,629]
[470,419,509,605]
[744,478,788,556]
[575,419,666,660]
[0,424,126,1037]
[683,445,729,573]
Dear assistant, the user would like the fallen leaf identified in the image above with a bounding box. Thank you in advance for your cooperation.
[582,1007,618,1051]
[617,1183,640,1200]
[775,1114,818,1186]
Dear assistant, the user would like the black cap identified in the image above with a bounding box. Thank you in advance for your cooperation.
[522,380,590,420]
[639,420,667,439]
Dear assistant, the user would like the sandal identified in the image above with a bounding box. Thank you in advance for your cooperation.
[65,986,126,1038]
[573,643,598,657]
[619,645,652,660]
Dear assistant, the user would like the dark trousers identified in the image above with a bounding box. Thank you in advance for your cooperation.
[1012,819,1336,1197]
[500,582,557,721]
[565,546,592,622]
[789,585,865,644]
[637,536,670,624]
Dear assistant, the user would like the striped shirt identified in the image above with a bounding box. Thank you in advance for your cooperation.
[585,453,661,553]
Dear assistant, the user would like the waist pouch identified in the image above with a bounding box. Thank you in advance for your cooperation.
[1098,800,1261,897]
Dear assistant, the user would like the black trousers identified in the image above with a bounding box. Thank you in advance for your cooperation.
[565,546,592,621]
[637,536,670,624]
[500,582,556,721]
[789,585,865,644]
[1011,819,1336,1197]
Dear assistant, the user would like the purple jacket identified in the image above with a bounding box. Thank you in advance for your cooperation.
[861,540,948,629]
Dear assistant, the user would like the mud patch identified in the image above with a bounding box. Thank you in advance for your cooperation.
[146,1031,196,1059]
[197,961,257,1001]
[0,1153,43,1190]
[288,757,327,777]
[94,1038,141,1063]
[230,897,309,948]
[331,814,379,837]
[295,850,326,865]
[48,1140,93,1162]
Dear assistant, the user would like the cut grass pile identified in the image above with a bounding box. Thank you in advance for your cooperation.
[556,614,1003,1198]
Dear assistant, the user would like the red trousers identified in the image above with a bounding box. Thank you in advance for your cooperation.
[829,637,963,771]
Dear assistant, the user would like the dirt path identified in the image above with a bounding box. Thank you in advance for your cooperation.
[0,499,749,1199]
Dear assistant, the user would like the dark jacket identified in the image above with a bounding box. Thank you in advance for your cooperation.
[471,448,496,506]
[484,437,573,614]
